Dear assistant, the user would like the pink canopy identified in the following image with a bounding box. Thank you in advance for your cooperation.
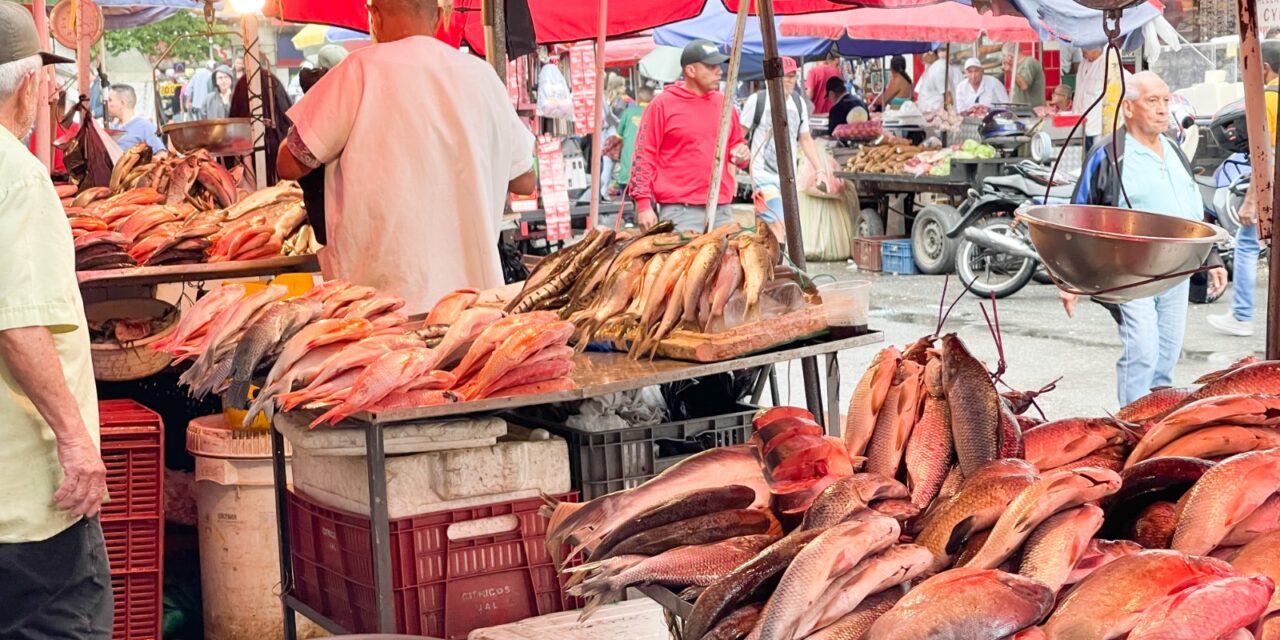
[780,4,1040,42]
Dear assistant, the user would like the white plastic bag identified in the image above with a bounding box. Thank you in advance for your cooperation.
[537,63,575,120]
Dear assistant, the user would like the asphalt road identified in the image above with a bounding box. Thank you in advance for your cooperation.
[770,260,1270,421]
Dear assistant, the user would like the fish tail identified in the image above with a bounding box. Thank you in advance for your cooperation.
[225,378,251,410]
[310,403,351,428]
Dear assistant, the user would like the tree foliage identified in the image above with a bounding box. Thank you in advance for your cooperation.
[104,11,234,64]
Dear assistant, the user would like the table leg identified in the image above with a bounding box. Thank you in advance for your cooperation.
[802,356,824,429]
[749,365,771,405]
[366,423,396,632]
[825,352,842,438]
[769,366,781,406]
[270,421,299,640]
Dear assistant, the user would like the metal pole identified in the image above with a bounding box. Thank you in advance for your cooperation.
[482,0,508,79]
[1271,109,1279,360]
[242,12,267,189]
[943,43,952,111]
[757,0,824,420]
[76,0,90,100]
[586,0,609,229]
[1238,0,1277,358]
[704,0,750,233]
[33,0,51,171]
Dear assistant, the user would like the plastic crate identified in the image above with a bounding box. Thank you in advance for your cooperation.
[101,517,162,574]
[287,490,579,639]
[110,570,161,640]
[510,403,756,500]
[98,399,164,640]
[853,235,906,273]
[881,238,919,275]
[99,400,163,520]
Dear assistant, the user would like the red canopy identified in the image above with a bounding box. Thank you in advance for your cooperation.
[267,0,948,43]
[780,4,1039,42]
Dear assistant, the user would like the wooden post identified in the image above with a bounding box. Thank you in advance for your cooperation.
[482,0,507,80]
[1271,101,1279,359]
[586,0,608,229]
[704,0,750,232]
[1237,0,1277,357]
[758,0,825,424]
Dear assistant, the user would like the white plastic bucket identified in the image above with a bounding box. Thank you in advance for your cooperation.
[189,417,320,639]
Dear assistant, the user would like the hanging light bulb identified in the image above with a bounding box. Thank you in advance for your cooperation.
[229,0,265,14]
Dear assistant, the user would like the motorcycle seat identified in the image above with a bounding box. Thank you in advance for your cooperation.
[986,174,1076,200]
[1195,175,1219,204]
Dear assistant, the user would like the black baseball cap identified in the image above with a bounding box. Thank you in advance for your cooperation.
[0,1,74,67]
[681,39,729,67]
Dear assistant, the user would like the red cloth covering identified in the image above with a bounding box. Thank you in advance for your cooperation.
[628,83,746,212]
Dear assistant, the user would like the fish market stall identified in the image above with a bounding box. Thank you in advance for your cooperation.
[139,220,884,636]
[547,328,1280,640]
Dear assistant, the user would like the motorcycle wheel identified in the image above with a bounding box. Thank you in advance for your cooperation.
[911,204,961,275]
[857,208,885,238]
[955,218,1038,299]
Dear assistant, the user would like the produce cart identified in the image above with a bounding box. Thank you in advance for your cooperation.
[267,331,883,637]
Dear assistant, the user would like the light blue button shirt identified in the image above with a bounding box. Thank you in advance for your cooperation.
[114,116,166,155]
[1118,133,1202,221]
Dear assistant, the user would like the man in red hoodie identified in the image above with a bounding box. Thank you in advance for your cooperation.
[630,39,750,232]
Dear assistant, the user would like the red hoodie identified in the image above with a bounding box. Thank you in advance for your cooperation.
[629,83,746,212]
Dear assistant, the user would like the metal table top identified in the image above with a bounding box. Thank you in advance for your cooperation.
[330,332,884,425]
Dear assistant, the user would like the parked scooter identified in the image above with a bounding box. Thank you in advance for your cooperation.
[948,161,1075,298]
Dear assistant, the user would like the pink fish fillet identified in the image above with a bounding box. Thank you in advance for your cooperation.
[470,357,575,400]
[265,318,374,389]
[285,369,361,411]
[461,321,575,399]
[321,285,378,319]
[300,279,352,302]
[368,312,408,331]
[451,311,560,382]
[153,284,245,353]
[491,378,575,397]
[425,289,480,326]
[367,389,462,412]
[280,334,423,411]
[429,307,507,370]
[340,296,406,321]
[312,348,438,426]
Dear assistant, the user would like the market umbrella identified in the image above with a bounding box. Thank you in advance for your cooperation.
[654,1,834,61]
[638,45,683,82]
[981,0,1164,49]
[780,4,1040,42]
[290,24,368,49]
[604,35,660,66]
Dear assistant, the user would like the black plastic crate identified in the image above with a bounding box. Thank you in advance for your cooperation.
[509,403,757,500]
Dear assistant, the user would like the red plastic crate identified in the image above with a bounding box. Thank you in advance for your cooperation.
[853,235,906,272]
[97,399,164,640]
[110,570,161,640]
[101,517,162,574]
[288,490,580,639]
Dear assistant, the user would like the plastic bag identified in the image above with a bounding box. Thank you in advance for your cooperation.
[61,100,118,189]
[799,147,845,200]
[536,63,574,120]
[799,184,856,261]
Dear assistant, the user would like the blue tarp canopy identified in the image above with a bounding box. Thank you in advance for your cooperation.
[654,2,931,80]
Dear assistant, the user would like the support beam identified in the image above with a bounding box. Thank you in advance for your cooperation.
[33,0,51,171]
[704,0,750,232]
[757,0,825,421]
[586,0,608,229]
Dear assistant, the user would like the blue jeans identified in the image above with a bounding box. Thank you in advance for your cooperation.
[1114,278,1190,407]
[1232,223,1259,322]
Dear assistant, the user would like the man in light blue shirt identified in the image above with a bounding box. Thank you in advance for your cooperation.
[105,83,165,154]
[1060,71,1227,407]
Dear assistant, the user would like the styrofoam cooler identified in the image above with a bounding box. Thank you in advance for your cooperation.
[186,416,322,640]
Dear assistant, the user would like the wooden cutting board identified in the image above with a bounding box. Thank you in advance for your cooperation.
[594,305,833,362]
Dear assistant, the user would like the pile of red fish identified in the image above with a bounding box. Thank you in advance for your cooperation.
[62,179,311,270]
[155,283,577,426]
[544,332,1280,639]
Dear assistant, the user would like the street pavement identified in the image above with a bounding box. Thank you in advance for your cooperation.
[771,260,1270,421]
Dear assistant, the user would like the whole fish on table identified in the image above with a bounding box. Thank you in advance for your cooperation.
[942,334,1004,476]
[1170,449,1280,555]
[425,307,506,370]
[277,333,425,411]
[222,298,324,408]
[450,311,559,381]
[797,544,934,637]
[802,588,904,640]
[1125,395,1280,467]
[179,284,288,392]
[1126,575,1276,640]
[862,568,1054,640]
[844,347,902,458]
[1017,504,1105,594]
[152,284,246,355]
[311,347,439,426]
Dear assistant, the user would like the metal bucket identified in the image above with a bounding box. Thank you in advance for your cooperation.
[1020,204,1227,303]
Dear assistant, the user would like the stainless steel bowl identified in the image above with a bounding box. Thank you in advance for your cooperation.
[162,118,254,156]
[1020,204,1227,303]
[1069,0,1146,10]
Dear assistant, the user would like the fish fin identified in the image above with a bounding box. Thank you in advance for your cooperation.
[946,516,978,556]
[225,378,251,411]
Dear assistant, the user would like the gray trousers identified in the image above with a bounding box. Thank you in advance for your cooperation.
[0,517,114,639]
[658,203,734,233]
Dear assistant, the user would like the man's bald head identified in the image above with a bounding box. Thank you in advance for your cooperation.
[1123,70,1167,102]
[368,0,438,42]
[1121,70,1172,138]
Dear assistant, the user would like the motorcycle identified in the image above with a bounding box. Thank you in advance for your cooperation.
[947,161,1075,298]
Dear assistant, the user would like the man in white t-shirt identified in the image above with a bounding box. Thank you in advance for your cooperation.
[277,0,536,315]
[954,57,1009,109]
[1074,48,1107,149]
[739,56,827,241]
[916,48,962,113]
